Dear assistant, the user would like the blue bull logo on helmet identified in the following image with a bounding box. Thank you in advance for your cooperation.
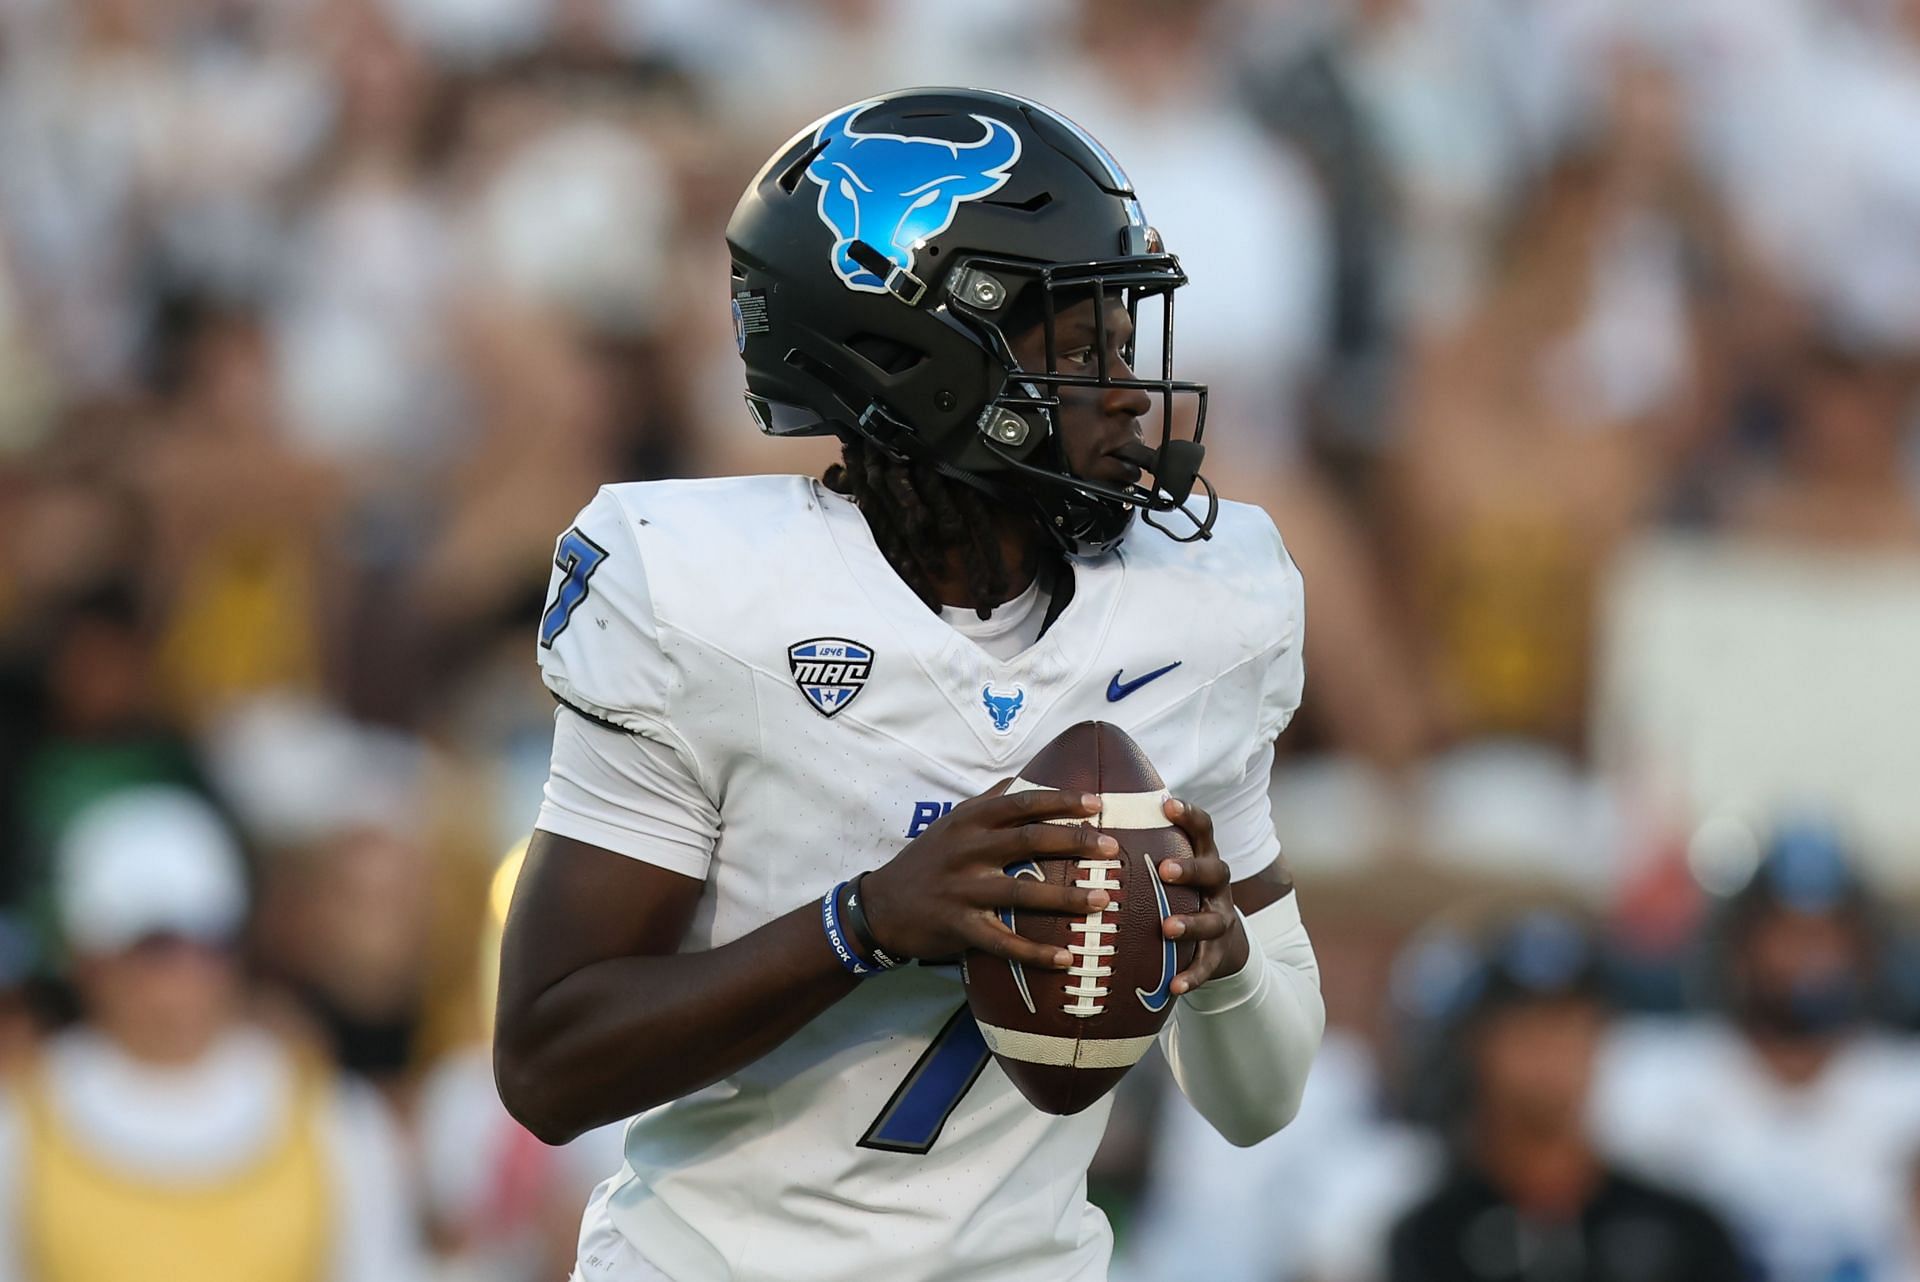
[805,100,1021,296]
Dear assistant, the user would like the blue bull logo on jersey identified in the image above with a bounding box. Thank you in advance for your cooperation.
[805,101,1022,295]
[981,685,1026,734]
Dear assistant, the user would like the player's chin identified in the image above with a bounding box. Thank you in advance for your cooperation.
[1082,454,1142,489]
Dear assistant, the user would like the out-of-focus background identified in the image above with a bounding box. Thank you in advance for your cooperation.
[4,0,1920,1279]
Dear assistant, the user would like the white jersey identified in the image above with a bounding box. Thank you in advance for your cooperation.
[1592,1016,1920,1282]
[533,475,1304,1282]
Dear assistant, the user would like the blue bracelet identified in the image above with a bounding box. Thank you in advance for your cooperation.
[821,882,875,978]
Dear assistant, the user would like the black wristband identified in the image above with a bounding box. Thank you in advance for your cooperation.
[843,872,902,970]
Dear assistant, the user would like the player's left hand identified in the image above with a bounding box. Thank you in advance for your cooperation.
[1157,798,1252,996]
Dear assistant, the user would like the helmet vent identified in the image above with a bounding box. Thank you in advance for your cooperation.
[982,191,1054,214]
[777,138,830,194]
[847,334,926,376]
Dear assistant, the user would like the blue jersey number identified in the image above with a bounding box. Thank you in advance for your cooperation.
[539,527,610,648]
[858,1005,992,1154]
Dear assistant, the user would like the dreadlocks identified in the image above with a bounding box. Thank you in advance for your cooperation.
[823,436,1020,620]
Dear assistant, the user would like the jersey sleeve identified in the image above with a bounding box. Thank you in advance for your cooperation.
[534,487,721,877]
[1184,514,1306,880]
[536,710,719,877]
[1258,520,1307,745]
[1192,738,1283,881]
[536,486,669,734]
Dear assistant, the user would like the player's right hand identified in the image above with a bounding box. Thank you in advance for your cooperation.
[860,781,1113,969]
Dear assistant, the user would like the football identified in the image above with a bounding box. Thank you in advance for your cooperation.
[963,720,1200,1115]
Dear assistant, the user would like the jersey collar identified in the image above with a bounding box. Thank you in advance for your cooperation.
[812,482,1125,759]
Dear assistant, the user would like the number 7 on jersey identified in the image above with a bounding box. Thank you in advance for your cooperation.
[859,1006,992,1154]
[540,527,610,648]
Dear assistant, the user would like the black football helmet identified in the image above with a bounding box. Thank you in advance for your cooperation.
[725,87,1214,556]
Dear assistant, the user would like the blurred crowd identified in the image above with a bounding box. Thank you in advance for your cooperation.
[3,0,1920,1279]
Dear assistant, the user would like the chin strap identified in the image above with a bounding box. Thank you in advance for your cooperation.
[1141,470,1219,544]
[1113,440,1219,544]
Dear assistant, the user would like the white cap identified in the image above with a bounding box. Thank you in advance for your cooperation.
[202,693,422,848]
[56,787,249,956]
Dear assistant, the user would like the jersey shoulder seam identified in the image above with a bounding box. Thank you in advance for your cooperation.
[572,488,728,798]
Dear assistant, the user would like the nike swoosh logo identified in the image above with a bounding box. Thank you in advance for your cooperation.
[1107,661,1182,702]
[999,860,1045,1014]
[1136,855,1177,1013]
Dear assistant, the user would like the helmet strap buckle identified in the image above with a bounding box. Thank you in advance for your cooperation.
[884,264,927,306]
[847,238,928,306]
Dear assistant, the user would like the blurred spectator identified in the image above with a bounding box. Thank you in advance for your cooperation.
[1338,50,1728,889]
[415,843,623,1280]
[257,823,435,1089]
[1240,2,1401,470]
[1389,912,1742,1282]
[138,301,336,722]
[0,573,210,914]
[1119,1029,1438,1282]
[1388,66,1700,756]
[0,912,38,1077]
[1671,0,1920,354]
[273,0,457,469]
[1898,1156,1920,1282]
[1595,529,1920,897]
[0,229,55,451]
[1594,824,1920,1282]
[0,787,425,1281]
[677,0,1066,139]
[1725,339,1920,550]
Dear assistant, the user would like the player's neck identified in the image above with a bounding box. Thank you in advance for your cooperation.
[926,515,1048,612]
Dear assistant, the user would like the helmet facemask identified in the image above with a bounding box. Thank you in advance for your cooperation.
[942,239,1218,556]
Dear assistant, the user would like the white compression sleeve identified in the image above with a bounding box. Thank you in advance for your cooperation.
[1159,893,1326,1147]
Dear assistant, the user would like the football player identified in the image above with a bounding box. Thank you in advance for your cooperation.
[495,88,1325,1282]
